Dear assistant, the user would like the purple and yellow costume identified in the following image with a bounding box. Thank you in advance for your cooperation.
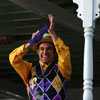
[9,37,72,100]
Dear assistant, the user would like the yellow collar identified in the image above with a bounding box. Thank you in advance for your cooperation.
[40,61,51,70]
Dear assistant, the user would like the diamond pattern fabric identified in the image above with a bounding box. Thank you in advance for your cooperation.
[44,78,51,92]
[41,94,50,100]
[28,63,68,100]
[53,94,61,100]
[52,74,62,93]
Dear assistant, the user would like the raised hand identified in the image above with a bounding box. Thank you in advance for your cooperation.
[48,14,55,34]
[48,14,58,42]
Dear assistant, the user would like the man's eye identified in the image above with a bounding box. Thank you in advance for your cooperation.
[40,48,44,50]
[47,47,52,50]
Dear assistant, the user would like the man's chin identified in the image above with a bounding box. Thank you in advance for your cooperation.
[42,60,49,64]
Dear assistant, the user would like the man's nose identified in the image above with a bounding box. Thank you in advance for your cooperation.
[44,49,47,54]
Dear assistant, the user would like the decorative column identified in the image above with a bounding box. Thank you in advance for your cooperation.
[72,0,100,100]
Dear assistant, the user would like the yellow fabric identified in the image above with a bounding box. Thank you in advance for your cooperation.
[52,74,62,93]
[9,37,72,86]
[54,37,72,80]
[9,45,32,85]
[40,61,48,70]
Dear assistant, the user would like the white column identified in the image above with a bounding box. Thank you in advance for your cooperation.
[83,27,93,100]
[72,0,100,100]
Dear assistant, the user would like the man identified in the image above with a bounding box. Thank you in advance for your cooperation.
[9,14,72,100]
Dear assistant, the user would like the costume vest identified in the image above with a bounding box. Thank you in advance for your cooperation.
[28,62,68,100]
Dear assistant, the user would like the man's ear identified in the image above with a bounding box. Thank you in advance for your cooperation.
[37,49,38,53]
[37,49,39,55]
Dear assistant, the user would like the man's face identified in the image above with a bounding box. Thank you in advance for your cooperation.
[37,42,55,64]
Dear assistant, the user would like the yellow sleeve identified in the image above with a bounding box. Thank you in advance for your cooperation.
[54,37,72,80]
[9,44,32,85]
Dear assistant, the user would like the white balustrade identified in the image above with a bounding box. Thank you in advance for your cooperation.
[72,0,100,100]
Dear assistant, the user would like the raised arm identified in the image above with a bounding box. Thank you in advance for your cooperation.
[48,14,72,80]
[48,14,58,42]
[9,45,32,85]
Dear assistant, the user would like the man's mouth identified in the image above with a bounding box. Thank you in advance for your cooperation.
[43,56,48,59]
[42,55,49,59]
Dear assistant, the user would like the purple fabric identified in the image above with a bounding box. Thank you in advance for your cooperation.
[39,78,51,92]
[53,94,61,100]
[63,80,67,93]
[29,25,49,46]
[54,64,58,72]
[44,82,50,87]
[29,82,38,96]
[39,79,44,91]
[44,78,51,92]
[32,97,36,100]
[41,94,50,100]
